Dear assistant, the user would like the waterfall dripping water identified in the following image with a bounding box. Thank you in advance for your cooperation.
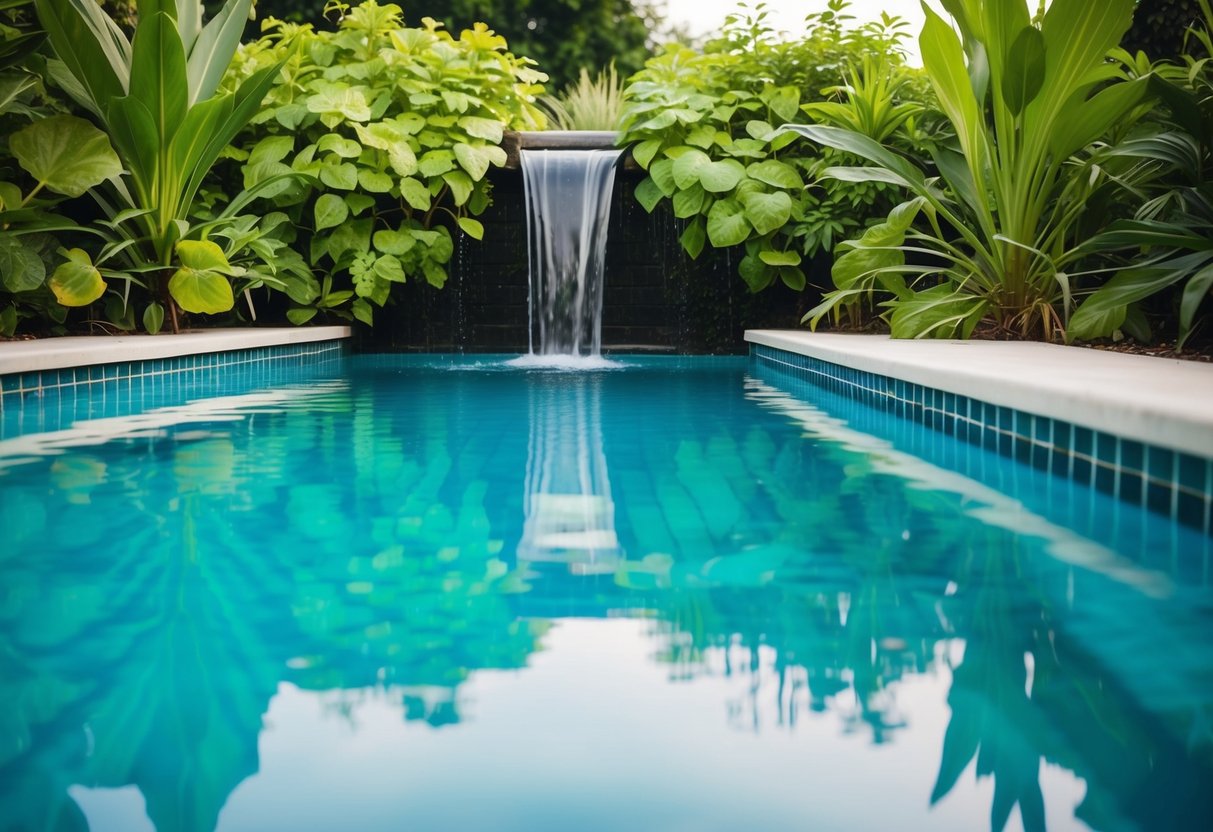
[512,148,622,367]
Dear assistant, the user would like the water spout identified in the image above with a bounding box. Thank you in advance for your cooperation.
[519,148,622,359]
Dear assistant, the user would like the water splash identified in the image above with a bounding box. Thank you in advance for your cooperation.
[521,148,622,358]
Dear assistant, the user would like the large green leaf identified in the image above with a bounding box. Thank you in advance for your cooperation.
[706,198,751,247]
[746,159,803,190]
[9,115,122,197]
[783,124,925,190]
[177,239,230,271]
[1179,264,1213,348]
[48,248,105,306]
[168,267,234,313]
[740,190,792,236]
[672,148,711,189]
[920,5,986,180]
[1068,252,1210,341]
[314,193,348,231]
[1002,26,1045,116]
[128,12,189,149]
[887,284,988,338]
[184,0,252,104]
[634,176,663,212]
[699,159,746,193]
[0,234,45,292]
[1048,77,1146,161]
[34,0,128,115]
[452,142,505,181]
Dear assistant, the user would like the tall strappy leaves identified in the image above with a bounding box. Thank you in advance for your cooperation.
[33,0,283,316]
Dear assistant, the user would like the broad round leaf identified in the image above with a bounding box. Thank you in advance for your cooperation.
[373,229,416,256]
[400,178,431,211]
[706,198,751,247]
[177,240,230,271]
[672,148,711,189]
[10,115,122,197]
[746,160,804,190]
[48,248,105,306]
[0,236,46,293]
[314,193,349,231]
[169,267,234,313]
[699,159,746,193]
[741,190,792,236]
[457,217,484,240]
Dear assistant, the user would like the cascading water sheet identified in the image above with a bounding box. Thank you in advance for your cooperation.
[518,148,622,361]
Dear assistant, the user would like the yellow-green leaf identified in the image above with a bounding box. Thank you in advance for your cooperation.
[49,248,105,306]
[169,267,234,313]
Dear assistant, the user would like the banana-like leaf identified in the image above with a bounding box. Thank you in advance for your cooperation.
[128,12,188,150]
[1002,26,1045,116]
[34,0,128,112]
[107,95,159,199]
[1179,264,1213,348]
[185,0,253,105]
[1048,77,1147,161]
[887,283,988,338]
[1029,0,1135,129]
[179,64,284,218]
[920,5,986,182]
[1068,251,1211,341]
[781,124,925,189]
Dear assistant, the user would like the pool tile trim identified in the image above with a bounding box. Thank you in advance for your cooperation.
[748,336,1213,534]
[0,328,350,422]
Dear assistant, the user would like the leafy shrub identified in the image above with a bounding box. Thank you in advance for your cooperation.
[30,0,288,332]
[224,0,546,325]
[789,0,1149,339]
[617,0,927,295]
[1069,0,1213,347]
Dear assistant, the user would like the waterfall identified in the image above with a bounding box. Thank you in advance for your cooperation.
[518,148,622,361]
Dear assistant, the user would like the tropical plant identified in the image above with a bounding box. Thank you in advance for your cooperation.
[540,62,625,130]
[32,0,285,330]
[223,0,546,325]
[1069,0,1213,348]
[787,0,1148,340]
[618,0,925,295]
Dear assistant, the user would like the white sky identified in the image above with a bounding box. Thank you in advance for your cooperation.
[662,0,929,40]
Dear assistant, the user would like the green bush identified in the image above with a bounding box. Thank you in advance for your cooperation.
[224,0,546,325]
[617,0,930,296]
[788,0,1152,340]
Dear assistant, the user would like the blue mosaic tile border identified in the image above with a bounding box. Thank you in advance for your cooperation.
[752,343,1213,534]
[0,339,346,439]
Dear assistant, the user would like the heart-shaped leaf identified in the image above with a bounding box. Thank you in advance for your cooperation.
[10,115,122,197]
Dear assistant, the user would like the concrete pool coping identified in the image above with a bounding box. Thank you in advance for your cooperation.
[745,330,1213,460]
[0,327,352,376]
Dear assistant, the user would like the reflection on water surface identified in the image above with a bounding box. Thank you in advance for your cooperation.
[0,356,1210,832]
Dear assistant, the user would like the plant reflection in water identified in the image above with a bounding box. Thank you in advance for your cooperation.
[0,358,1209,831]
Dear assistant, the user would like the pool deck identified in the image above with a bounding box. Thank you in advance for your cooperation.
[0,327,352,375]
[746,330,1213,459]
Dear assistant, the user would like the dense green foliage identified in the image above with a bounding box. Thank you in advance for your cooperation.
[254,0,656,88]
[1069,0,1213,346]
[223,0,546,325]
[618,1,929,295]
[0,0,1210,347]
[784,0,1169,340]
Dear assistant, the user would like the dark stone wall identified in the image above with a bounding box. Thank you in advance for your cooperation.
[356,167,822,354]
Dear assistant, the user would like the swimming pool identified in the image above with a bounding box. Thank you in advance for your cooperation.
[1,354,1210,831]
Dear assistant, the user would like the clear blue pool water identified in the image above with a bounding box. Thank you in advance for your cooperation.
[1,355,1210,832]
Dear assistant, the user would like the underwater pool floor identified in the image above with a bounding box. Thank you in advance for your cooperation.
[1,355,1210,832]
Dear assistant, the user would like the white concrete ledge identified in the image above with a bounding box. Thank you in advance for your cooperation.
[746,330,1213,459]
[0,327,352,375]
